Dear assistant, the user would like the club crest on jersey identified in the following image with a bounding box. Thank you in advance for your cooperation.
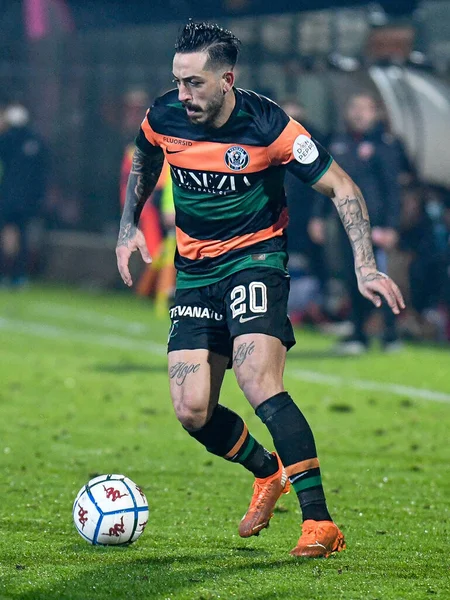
[224,146,249,171]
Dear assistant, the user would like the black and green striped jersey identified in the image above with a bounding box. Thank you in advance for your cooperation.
[136,87,332,288]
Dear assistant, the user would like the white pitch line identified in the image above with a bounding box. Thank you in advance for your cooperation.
[287,368,450,404]
[1,316,449,404]
[29,301,151,335]
[0,317,166,357]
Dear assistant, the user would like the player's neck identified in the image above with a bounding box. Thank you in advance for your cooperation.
[211,88,236,129]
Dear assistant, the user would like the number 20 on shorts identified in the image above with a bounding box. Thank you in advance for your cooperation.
[230,282,268,319]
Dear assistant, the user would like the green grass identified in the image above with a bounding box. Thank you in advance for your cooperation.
[0,285,449,600]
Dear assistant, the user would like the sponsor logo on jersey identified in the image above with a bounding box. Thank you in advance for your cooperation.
[170,166,254,195]
[170,305,224,321]
[293,134,319,165]
[163,136,193,147]
[224,146,250,171]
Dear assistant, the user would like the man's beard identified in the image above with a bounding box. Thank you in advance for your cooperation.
[186,91,224,126]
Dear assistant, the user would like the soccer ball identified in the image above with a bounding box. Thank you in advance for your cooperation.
[73,474,149,545]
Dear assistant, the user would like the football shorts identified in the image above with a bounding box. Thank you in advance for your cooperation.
[167,267,295,362]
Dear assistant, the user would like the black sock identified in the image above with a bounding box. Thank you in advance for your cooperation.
[186,404,278,479]
[256,392,332,522]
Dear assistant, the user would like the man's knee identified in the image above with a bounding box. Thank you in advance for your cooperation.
[172,392,210,431]
[236,370,283,406]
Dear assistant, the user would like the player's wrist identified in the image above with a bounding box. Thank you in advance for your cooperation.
[355,264,379,279]
[117,221,138,248]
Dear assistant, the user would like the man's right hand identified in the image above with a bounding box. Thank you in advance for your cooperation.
[116,227,152,287]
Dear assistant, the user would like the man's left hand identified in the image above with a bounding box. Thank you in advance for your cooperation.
[356,268,405,314]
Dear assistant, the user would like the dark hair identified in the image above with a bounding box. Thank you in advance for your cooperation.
[175,21,241,70]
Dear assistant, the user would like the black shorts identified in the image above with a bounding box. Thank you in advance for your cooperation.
[167,268,296,362]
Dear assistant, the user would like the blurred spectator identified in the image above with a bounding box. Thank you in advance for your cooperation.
[281,99,329,324]
[0,104,49,287]
[401,187,441,311]
[309,92,403,353]
[122,89,151,139]
[390,185,443,340]
[378,103,417,188]
[393,136,417,188]
[422,186,450,341]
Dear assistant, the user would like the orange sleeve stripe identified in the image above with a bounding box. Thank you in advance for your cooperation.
[267,118,310,166]
[176,207,289,260]
[140,110,159,146]
[225,423,249,458]
[285,458,320,477]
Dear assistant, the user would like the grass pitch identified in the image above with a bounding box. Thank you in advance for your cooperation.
[0,285,449,600]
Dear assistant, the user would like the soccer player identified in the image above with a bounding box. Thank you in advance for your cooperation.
[116,21,405,557]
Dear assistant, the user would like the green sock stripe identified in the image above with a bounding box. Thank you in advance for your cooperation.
[293,475,322,493]
[237,435,256,463]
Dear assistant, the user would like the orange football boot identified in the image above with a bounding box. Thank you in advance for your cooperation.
[239,453,290,538]
[290,519,346,558]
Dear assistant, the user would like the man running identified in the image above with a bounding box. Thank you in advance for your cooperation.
[116,21,405,557]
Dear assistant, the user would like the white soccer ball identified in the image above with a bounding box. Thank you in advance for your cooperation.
[73,474,149,545]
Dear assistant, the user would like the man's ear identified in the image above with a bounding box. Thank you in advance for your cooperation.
[223,71,235,94]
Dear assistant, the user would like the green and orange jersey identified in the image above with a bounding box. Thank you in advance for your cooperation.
[136,87,333,288]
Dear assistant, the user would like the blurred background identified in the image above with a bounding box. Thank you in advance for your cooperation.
[1,0,449,346]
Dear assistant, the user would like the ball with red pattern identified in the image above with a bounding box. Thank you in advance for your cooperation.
[72,474,149,545]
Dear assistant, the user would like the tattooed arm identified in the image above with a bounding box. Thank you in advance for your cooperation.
[116,146,164,286]
[313,160,405,314]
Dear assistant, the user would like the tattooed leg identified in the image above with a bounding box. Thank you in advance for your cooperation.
[169,361,201,386]
[168,349,227,430]
[168,348,278,478]
[233,334,286,409]
[233,341,255,367]
[233,334,332,521]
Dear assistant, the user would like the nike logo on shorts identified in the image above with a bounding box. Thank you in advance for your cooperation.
[239,315,264,323]
[166,149,185,154]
